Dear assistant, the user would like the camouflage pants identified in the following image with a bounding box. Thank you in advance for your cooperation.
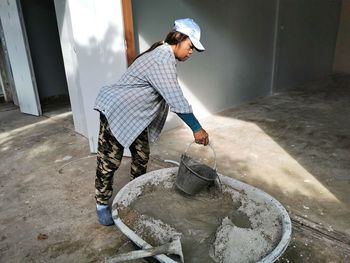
[95,114,150,205]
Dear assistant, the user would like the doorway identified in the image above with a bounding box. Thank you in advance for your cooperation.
[275,0,341,91]
[0,18,18,106]
[19,0,71,117]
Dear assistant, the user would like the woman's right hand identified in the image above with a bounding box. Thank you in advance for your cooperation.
[194,128,209,146]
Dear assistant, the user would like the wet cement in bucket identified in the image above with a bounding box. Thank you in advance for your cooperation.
[116,173,283,263]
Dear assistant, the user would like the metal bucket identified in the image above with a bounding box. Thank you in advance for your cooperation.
[175,143,218,195]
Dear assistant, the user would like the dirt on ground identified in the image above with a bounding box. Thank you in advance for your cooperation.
[0,74,349,262]
[150,74,350,262]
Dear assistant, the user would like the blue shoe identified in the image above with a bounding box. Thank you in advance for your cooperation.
[96,204,114,226]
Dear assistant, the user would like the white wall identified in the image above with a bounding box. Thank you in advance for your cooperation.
[0,0,41,115]
[54,0,87,137]
[54,0,128,152]
[334,0,350,74]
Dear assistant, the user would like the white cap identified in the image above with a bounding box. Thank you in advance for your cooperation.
[173,18,205,51]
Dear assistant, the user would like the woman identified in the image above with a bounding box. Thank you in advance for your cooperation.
[94,18,209,225]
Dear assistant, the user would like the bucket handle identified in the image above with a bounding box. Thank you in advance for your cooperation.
[184,142,217,170]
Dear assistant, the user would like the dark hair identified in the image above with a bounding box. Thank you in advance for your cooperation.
[132,31,188,63]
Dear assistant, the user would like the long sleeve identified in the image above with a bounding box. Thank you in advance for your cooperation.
[176,112,202,132]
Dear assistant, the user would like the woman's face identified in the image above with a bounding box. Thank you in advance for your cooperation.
[172,38,194,61]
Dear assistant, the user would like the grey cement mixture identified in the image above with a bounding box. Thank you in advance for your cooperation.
[115,170,283,263]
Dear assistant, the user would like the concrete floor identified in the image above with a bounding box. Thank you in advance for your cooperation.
[0,75,349,262]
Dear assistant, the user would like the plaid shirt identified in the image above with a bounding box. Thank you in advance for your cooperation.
[94,43,193,147]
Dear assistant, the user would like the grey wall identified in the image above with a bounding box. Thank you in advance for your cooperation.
[133,0,342,112]
[132,0,277,114]
[334,0,350,74]
[20,0,68,99]
[276,0,341,90]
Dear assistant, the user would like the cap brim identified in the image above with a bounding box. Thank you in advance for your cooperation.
[189,36,205,51]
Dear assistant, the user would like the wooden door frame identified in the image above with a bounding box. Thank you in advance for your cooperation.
[122,0,136,66]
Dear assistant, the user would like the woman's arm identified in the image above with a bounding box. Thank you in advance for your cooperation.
[176,112,202,132]
[176,112,209,145]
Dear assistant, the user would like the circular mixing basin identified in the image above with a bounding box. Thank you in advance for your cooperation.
[112,168,291,263]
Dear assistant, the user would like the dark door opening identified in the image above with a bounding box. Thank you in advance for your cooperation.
[0,18,17,106]
[19,0,71,116]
